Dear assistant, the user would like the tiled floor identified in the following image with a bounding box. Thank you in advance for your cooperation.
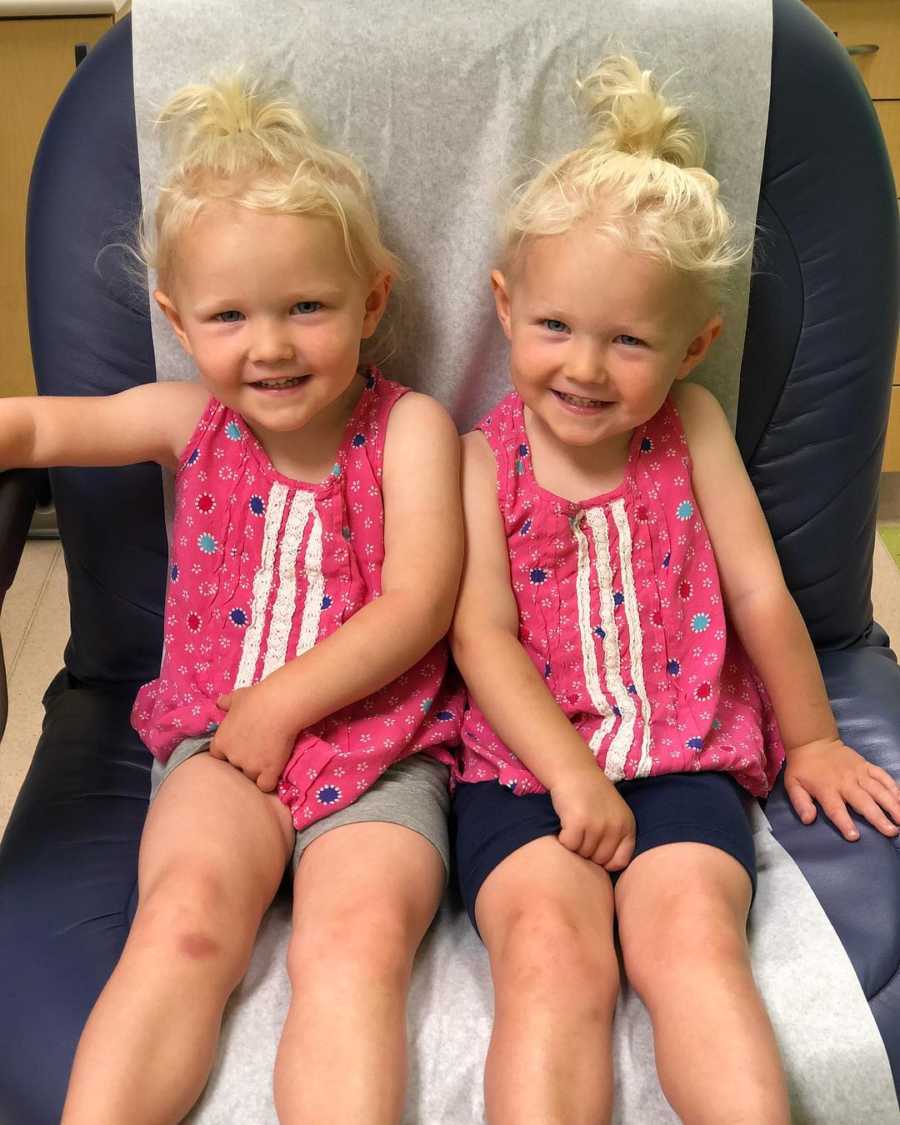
[2,498,900,843]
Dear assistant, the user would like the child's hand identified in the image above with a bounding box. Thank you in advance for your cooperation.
[784,738,900,841]
[550,767,636,871]
[209,683,297,792]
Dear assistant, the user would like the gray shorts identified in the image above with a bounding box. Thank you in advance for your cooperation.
[149,740,451,876]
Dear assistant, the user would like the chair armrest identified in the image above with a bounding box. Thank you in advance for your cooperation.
[0,468,49,741]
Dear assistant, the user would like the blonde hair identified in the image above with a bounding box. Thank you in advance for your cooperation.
[501,56,747,307]
[141,71,400,290]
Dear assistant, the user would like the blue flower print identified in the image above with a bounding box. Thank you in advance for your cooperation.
[686,736,704,751]
[520,519,532,535]
[662,552,671,568]
[170,564,179,582]
[627,683,637,695]
[198,532,218,555]
[593,625,606,639]
[640,437,654,453]
[421,697,433,713]
[691,612,711,633]
[518,443,529,457]
[436,710,455,721]
[321,595,333,609]
[515,459,525,475]
[667,659,681,676]
[229,608,248,627]
[351,433,366,447]
[613,591,624,606]
[249,495,265,517]
[676,500,694,521]
[544,663,552,678]
[331,463,341,477]
[316,785,342,805]
[530,568,547,584]
[186,448,200,466]
[224,420,242,442]
[613,706,621,718]
[341,526,352,540]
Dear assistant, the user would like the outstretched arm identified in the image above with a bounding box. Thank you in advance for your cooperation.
[448,431,635,870]
[210,392,464,790]
[674,380,900,840]
[0,381,207,472]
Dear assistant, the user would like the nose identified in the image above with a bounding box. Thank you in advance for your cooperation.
[248,318,295,364]
[563,336,606,387]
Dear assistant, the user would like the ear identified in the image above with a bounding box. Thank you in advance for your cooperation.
[154,290,193,356]
[675,315,722,380]
[360,272,392,339]
[491,270,513,341]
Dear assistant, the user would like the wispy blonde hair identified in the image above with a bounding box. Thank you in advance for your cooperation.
[141,71,400,290]
[501,56,747,307]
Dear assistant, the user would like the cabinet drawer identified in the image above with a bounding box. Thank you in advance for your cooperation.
[884,387,900,473]
[874,101,900,198]
[805,1,900,99]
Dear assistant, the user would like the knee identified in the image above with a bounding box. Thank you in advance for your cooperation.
[287,902,414,990]
[621,891,749,1001]
[131,866,254,976]
[489,902,619,1016]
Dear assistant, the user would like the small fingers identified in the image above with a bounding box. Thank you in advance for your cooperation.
[785,779,817,826]
[558,824,585,855]
[820,797,860,842]
[846,787,900,839]
[604,832,635,873]
[208,738,226,761]
[858,774,900,826]
[256,770,278,793]
[867,764,900,796]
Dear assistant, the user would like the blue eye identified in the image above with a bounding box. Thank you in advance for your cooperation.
[543,319,569,333]
[616,334,645,347]
[292,301,322,315]
[214,310,244,323]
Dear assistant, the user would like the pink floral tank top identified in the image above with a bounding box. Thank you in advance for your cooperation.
[132,369,460,829]
[455,392,785,798]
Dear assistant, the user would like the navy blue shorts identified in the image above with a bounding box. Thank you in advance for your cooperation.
[452,771,756,929]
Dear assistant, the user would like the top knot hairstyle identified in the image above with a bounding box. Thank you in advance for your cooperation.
[501,56,747,307]
[141,71,400,289]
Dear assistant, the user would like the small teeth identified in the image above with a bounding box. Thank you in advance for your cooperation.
[556,391,607,408]
[254,376,304,389]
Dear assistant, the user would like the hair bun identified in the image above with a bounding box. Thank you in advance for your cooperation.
[577,55,705,169]
[156,71,317,180]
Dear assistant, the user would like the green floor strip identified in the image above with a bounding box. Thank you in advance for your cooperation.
[878,523,900,570]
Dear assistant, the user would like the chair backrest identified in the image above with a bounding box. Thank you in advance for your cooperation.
[25,0,899,691]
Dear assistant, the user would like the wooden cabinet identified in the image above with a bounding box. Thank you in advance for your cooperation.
[0,12,116,397]
[805,0,900,470]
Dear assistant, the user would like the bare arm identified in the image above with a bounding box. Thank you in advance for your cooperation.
[449,431,635,868]
[0,381,208,472]
[211,393,465,788]
[674,380,900,838]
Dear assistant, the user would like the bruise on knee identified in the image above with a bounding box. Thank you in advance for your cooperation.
[176,931,222,960]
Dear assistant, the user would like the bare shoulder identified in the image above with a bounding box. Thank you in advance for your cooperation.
[386,389,458,440]
[131,379,210,468]
[460,428,494,472]
[670,381,736,461]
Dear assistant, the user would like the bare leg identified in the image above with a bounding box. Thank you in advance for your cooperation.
[475,837,620,1125]
[62,755,294,1125]
[273,822,444,1125]
[616,843,790,1125]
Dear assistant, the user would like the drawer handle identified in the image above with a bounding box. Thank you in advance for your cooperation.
[846,43,879,56]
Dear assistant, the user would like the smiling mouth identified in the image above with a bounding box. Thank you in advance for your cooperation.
[552,389,611,409]
[250,375,310,391]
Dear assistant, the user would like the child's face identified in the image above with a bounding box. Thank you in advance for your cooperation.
[492,226,721,449]
[155,202,389,443]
